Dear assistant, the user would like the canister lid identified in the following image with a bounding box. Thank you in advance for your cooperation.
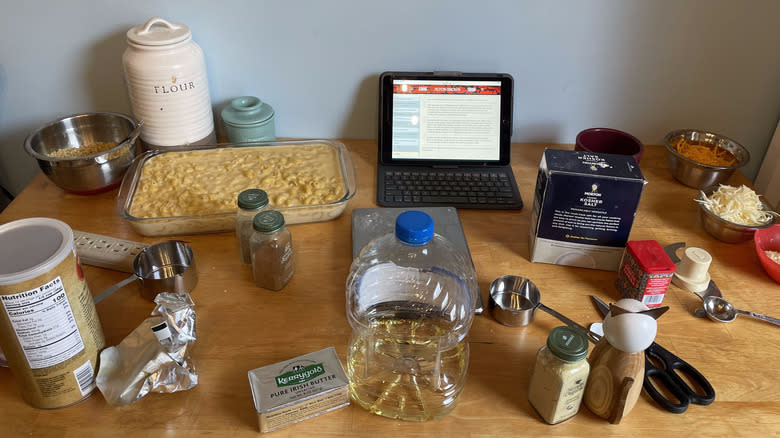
[626,240,676,273]
[221,96,275,127]
[395,211,434,245]
[127,17,192,46]
[547,326,588,362]
[238,189,269,210]
[253,210,285,233]
[0,218,73,285]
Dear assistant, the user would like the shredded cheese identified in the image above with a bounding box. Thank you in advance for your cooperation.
[695,184,775,226]
[765,250,780,264]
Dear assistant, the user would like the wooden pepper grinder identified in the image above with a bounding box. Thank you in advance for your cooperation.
[584,298,668,424]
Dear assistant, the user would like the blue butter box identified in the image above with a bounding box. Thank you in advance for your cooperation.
[529,149,647,271]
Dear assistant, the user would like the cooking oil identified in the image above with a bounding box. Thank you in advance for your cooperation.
[346,315,469,421]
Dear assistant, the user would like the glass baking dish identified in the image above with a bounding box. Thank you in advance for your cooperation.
[116,139,357,236]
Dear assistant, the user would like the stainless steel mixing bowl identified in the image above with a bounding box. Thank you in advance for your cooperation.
[697,189,776,243]
[663,129,750,190]
[24,112,142,194]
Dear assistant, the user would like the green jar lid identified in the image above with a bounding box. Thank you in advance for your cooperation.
[253,210,285,233]
[221,96,274,127]
[547,326,588,362]
[237,189,268,210]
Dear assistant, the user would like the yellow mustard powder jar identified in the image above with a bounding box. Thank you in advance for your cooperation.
[528,326,590,424]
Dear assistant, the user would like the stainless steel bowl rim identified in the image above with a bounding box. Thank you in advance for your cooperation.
[663,129,749,170]
[24,112,140,162]
[697,190,777,231]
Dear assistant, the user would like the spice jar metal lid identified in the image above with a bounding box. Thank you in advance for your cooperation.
[127,17,191,46]
[253,210,285,233]
[221,96,275,127]
[238,189,269,210]
[547,326,588,362]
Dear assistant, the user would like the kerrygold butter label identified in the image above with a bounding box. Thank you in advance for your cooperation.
[248,347,349,433]
[275,363,325,387]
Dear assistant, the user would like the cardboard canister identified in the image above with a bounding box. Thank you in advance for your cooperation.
[0,218,105,408]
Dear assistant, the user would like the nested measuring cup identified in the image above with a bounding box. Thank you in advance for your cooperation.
[93,240,197,303]
[345,211,477,421]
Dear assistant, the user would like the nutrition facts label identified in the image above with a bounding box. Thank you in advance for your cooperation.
[0,276,85,369]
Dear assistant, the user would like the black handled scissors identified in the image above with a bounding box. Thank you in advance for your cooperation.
[591,296,716,414]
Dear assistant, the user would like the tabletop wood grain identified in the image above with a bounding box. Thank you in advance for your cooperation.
[1,140,778,437]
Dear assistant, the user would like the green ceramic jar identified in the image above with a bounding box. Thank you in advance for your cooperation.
[221,96,276,143]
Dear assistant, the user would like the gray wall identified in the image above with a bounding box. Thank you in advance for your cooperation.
[1,0,779,195]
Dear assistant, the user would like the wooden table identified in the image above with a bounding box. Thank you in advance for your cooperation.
[1,141,778,436]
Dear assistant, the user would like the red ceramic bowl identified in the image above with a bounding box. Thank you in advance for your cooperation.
[575,128,644,164]
[754,224,780,284]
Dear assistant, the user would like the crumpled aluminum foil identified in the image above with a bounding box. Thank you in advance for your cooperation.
[96,292,197,406]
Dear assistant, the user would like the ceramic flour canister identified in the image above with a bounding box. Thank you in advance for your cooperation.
[123,17,216,149]
[221,96,276,143]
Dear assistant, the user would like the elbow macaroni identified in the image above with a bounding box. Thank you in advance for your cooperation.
[127,144,349,234]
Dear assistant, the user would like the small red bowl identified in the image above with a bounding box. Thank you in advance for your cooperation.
[754,224,780,283]
[575,128,644,164]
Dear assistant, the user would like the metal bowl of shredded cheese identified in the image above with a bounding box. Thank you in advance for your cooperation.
[696,185,777,243]
[664,129,750,189]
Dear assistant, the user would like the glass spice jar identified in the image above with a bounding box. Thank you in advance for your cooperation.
[236,189,270,265]
[250,210,294,291]
[527,326,590,425]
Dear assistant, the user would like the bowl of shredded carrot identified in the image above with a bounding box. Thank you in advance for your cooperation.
[663,129,750,189]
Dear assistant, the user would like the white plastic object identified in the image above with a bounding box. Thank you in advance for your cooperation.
[73,230,147,273]
[672,247,712,293]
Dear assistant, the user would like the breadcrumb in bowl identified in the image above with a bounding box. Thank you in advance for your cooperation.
[755,225,780,284]
[24,112,142,194]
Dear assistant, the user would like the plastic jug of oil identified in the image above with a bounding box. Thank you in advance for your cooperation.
[345,210,478,421]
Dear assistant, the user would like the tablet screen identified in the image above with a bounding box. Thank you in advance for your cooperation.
[392,79,501,160]
[379,72,513,166]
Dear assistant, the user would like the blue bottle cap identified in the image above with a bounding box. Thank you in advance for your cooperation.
[395,211,434,245]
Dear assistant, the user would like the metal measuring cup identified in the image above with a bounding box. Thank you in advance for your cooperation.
[488,275,602,342]
[489,275,539,326]
[93,240,198,303]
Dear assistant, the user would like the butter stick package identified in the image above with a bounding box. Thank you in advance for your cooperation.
[248,347,349,433]
[529,149,647,271]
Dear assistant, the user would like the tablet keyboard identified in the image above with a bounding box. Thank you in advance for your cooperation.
[380,169,523,209]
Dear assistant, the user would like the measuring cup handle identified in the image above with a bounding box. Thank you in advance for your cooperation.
[537,303,601,344]
[93,275,137,304]
[739,310,780,327]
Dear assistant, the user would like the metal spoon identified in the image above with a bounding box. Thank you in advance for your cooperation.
[702,295,780,327]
